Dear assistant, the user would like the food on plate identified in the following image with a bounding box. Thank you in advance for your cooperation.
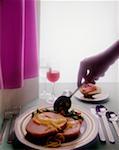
[79,83,101,98]
[62,117,81,142]
[25,108,84,147]
[26,111,67,138]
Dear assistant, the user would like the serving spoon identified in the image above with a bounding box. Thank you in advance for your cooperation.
[53,88,79,113]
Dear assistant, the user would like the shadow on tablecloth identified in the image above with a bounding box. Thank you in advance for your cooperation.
[12,135,104,150]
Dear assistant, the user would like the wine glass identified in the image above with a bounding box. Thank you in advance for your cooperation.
[46,64,60,104]
[39,58,49,100]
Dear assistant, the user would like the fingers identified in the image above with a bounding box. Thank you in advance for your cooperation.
[84,69,99,84]
[85,77,96,84]
[77,58,103,87]
[77,62,87,87]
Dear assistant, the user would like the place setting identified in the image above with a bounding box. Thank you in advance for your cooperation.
[14,104,98,150]
[14,81,119,150]
[0,83,119,150]
[13,84,98,149]
[0,80,117,150]
[14,88,119,150]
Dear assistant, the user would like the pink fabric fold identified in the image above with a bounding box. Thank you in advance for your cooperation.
[0,0,38,89]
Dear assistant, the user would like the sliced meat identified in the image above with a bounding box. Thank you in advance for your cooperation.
[26,112,67,138]
[25,111,83,146]
[80,83,101,97]
[62,117,81,142]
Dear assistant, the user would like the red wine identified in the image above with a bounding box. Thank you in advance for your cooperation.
[47,70,60,83]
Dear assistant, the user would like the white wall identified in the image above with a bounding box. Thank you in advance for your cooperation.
[117,0,119,37]
[117,1,119,82]
[40,1,118,83]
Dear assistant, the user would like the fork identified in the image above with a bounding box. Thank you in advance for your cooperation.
[7,106,21,144]
[0,111,12,144]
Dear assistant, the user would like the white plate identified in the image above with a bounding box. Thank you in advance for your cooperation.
[75,91,109,102]
[15,105,98,150]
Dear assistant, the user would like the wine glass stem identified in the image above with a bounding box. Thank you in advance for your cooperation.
[52,82,55,97]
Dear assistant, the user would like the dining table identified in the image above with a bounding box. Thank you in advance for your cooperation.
[0,82,119,150]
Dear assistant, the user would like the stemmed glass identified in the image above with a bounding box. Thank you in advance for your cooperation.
[39,66,48,99]
[46,64,60,104]
[39,58,49,100]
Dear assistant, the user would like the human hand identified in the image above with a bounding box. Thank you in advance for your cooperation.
[77,53,110,87]
[77,40,119,87]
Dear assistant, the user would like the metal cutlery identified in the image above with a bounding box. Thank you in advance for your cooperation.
[96,105,115,143]
[90,108,106,142]
[7,106,21,144]
[0,111,12,144]
[106,111,119,137]
[54,87,79,113]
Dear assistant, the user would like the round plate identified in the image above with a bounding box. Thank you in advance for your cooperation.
[75,91,109,102]
[15,105,98,150]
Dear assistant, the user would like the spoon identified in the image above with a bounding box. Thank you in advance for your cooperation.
[53,87,79,113]
[90,108,106,142]
[96,105,115,143]
[106,111,119,137]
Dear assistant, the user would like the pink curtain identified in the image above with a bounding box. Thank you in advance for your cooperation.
[0,0,38,89]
